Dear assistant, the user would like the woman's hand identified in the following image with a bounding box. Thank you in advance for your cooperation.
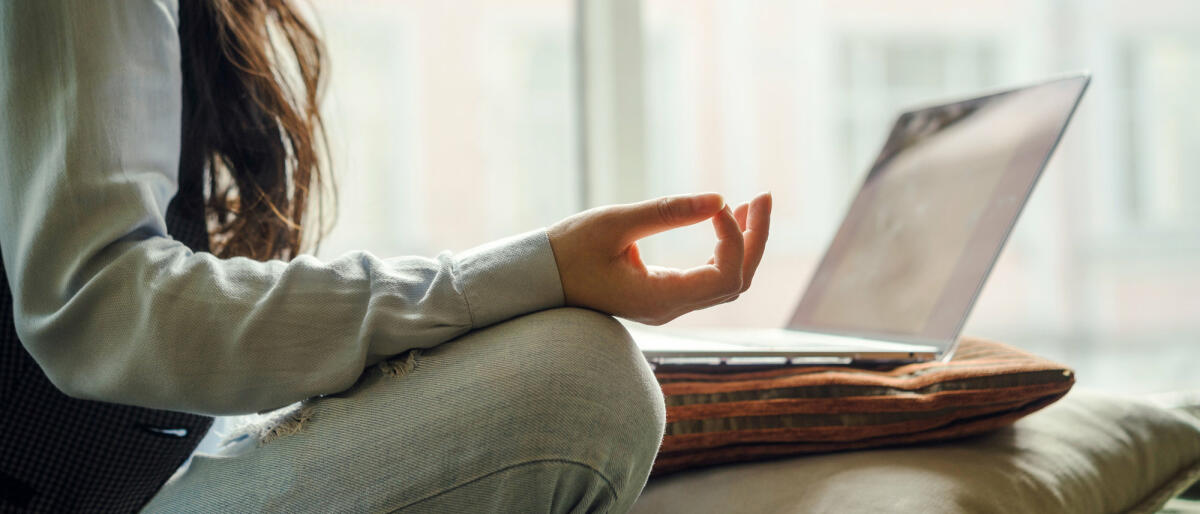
[547,191,772,325]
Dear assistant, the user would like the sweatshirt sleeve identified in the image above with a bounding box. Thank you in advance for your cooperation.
[0,0,564,415]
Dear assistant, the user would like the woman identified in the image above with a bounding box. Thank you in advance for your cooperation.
[0,0,771,512]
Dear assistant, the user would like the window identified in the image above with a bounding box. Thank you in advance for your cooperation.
[1116,36,1200,233]
[314,0,578,257]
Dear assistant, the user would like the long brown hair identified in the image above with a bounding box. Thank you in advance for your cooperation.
[177,0,334,261]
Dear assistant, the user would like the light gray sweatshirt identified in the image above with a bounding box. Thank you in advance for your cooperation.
[0,0,565,416]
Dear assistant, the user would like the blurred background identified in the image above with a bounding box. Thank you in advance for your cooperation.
[310,0,1200,395]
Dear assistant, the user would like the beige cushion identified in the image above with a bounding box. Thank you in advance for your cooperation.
[632,391,1200,513]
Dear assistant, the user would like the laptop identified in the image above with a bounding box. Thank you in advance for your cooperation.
[632,73,1091,366]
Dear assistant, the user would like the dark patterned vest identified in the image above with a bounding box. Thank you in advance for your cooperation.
[0,180,214,512]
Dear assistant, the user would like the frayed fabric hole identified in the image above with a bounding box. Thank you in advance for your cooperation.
[217,349,420,449]
[378,349,421,378]
[220,401,315,448]
[259,404,314,445]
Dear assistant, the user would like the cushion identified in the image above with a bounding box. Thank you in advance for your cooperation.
[654,338,1074,475]
[632,391,1200,513]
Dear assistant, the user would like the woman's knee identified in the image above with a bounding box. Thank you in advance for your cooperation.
[498,307,665,424]
[471,307,666,504]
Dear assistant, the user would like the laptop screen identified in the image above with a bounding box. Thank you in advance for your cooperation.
[788,75,1089,346]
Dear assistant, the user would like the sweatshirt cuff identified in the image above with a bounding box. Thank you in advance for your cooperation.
[454,228,566,328]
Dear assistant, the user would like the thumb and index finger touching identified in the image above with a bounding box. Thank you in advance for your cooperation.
[610,193,744,274]
[611,192,768,306]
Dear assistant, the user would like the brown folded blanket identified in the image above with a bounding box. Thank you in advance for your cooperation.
[652,337,1074,476]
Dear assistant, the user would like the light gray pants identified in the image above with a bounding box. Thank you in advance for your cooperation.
[144,308,666,513]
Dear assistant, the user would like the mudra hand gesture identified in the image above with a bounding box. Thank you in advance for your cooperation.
[548,191,772,325]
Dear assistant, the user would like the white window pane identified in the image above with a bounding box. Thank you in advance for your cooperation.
[1121,37,1200,230]
[314,0,578,257]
